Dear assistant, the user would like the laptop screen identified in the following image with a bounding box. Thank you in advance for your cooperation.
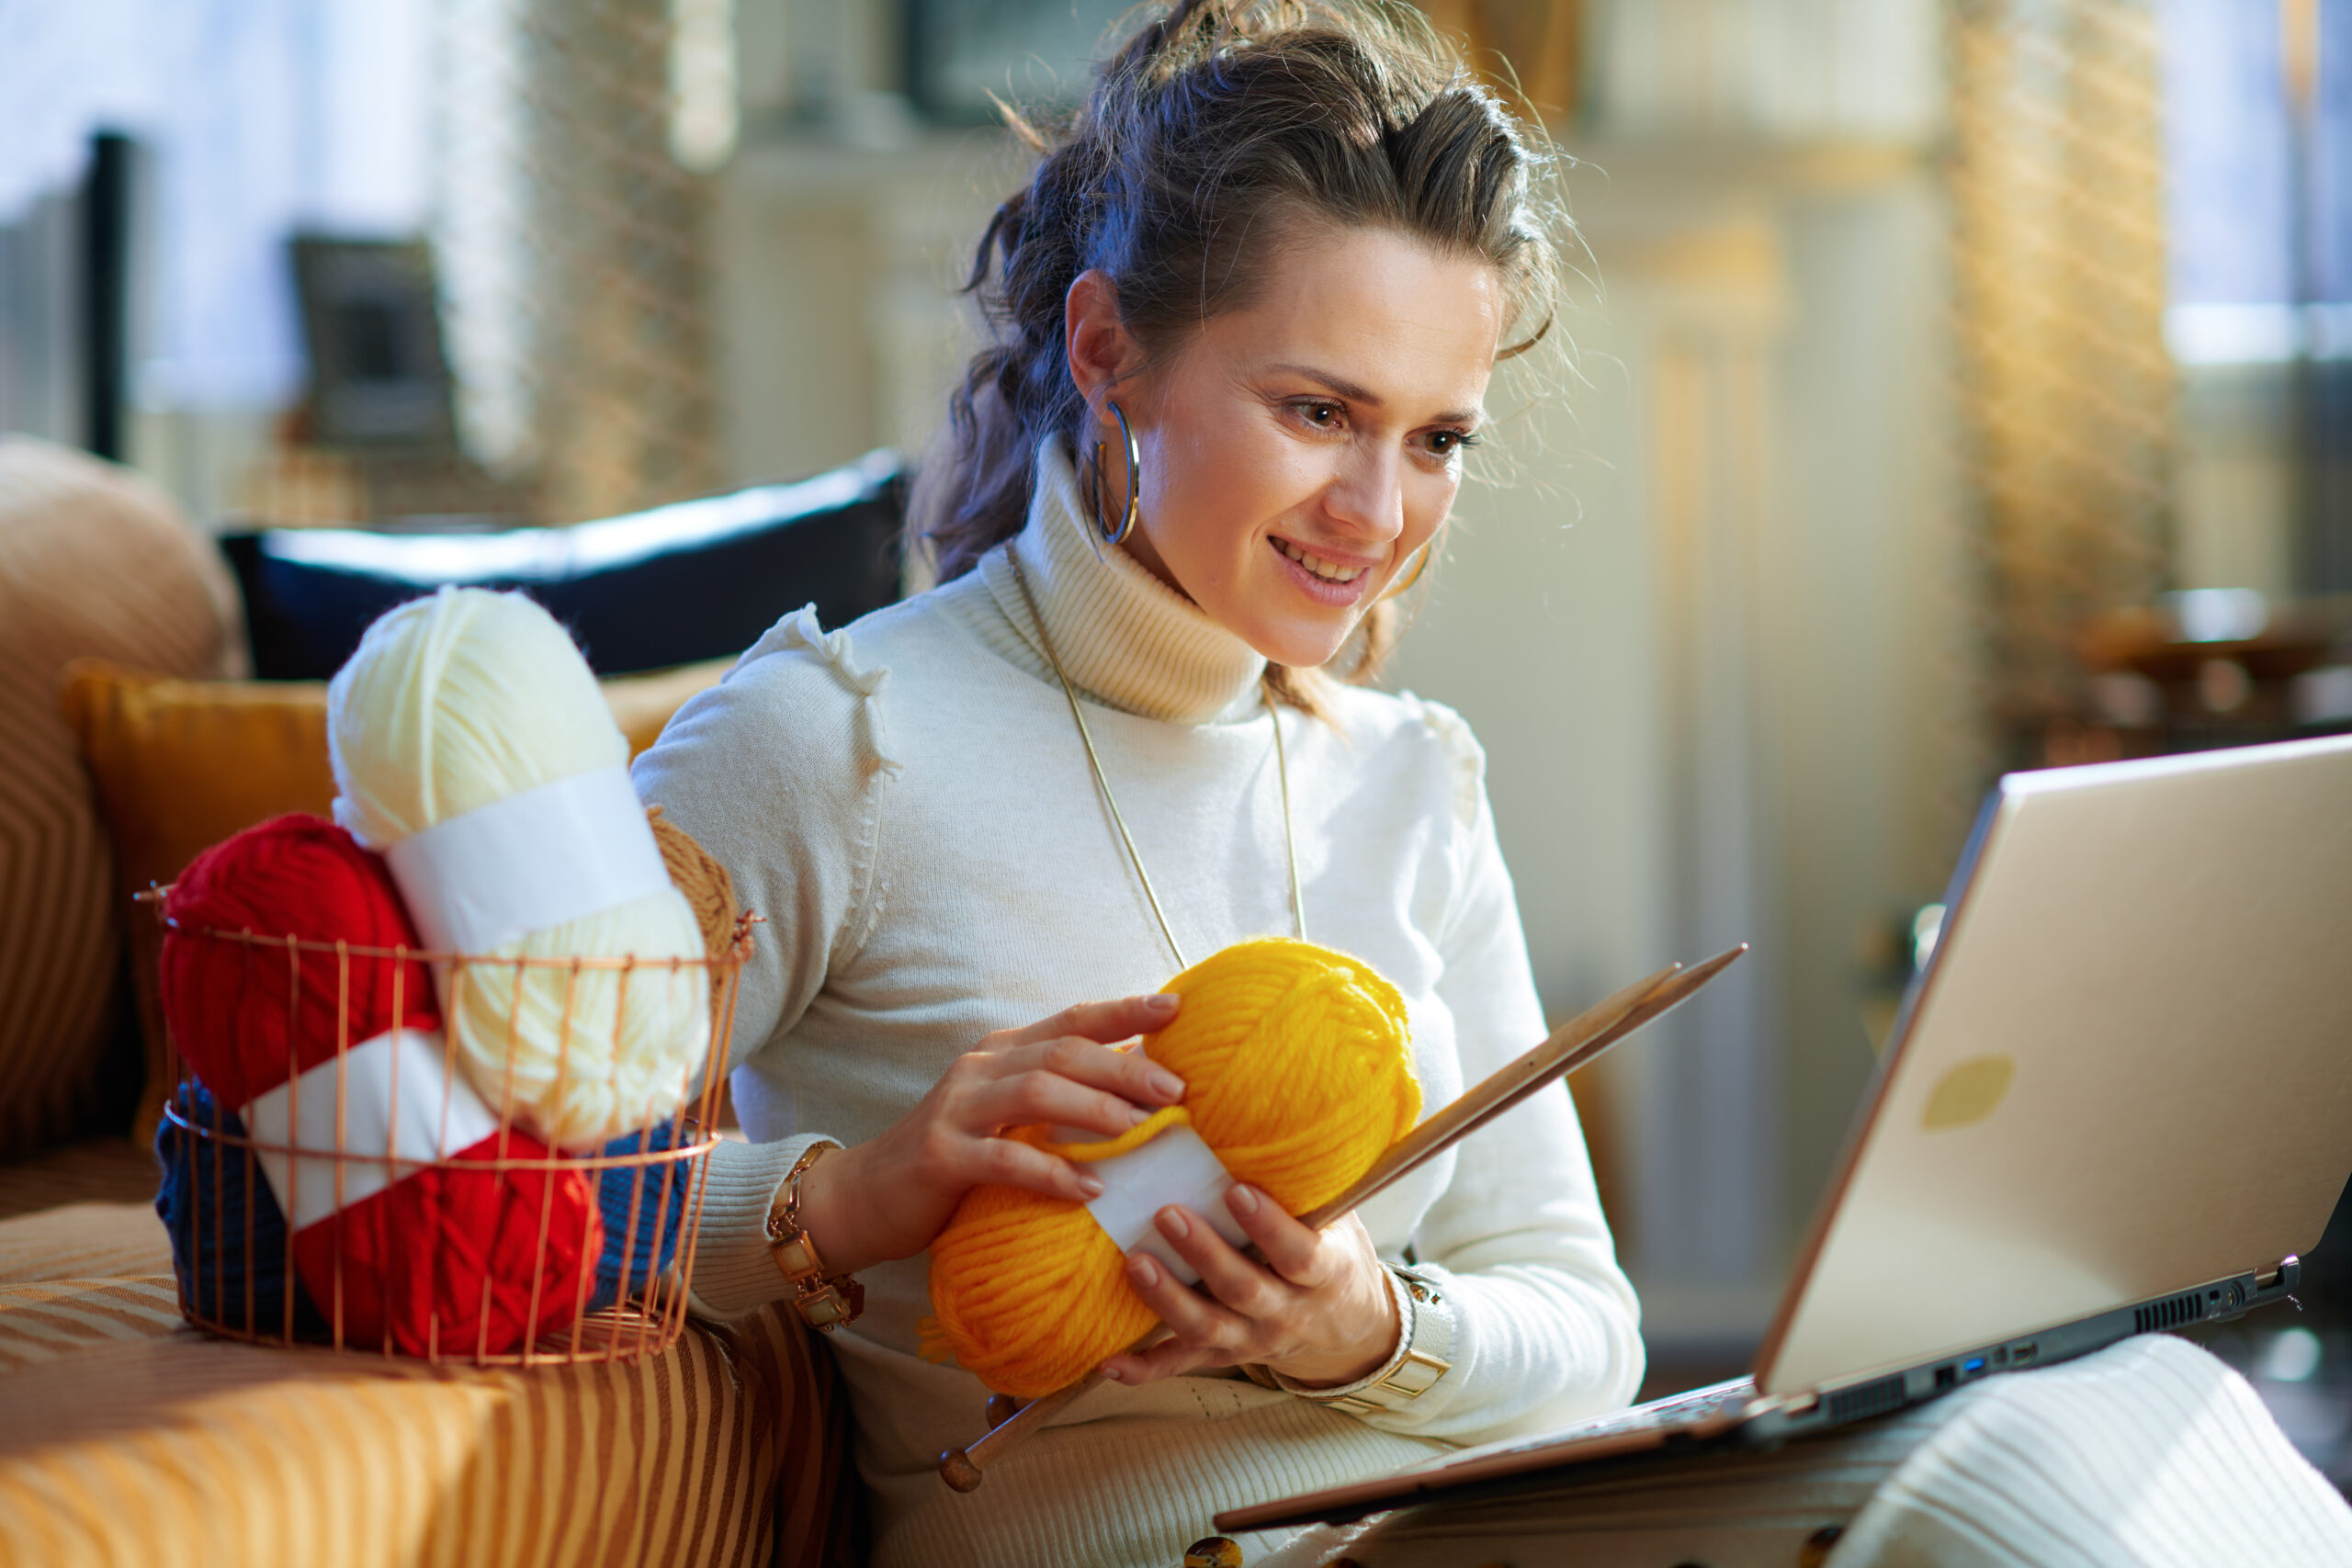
[1757,735,2352,1396]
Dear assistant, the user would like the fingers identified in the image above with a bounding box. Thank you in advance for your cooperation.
[967,1062,1159,1144]
[991,994,1181,1052]
[1224,1184,1329,1286]
[994,1033,1187,1116]
[1102,1332,1218,1386]
[959,1130,1107,1204]
[913,1000,1193,1209]
[1100,1204,1398,1392]
[1154,1204,1288,1320]
[1119,1245,1253,1363]
[961,998,1188,1142]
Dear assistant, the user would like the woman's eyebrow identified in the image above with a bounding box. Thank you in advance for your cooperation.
[1266,362,1483,426]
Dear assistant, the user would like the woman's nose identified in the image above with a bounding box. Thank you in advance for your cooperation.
[1320,446,1405,543]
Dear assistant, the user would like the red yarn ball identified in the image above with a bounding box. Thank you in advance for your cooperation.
[161,814,600,1356]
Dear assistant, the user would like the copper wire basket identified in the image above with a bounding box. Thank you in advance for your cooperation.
[151,901,752,1368]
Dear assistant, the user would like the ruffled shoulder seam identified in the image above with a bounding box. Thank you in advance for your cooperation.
[1395,691,1486,833]
[740,603,901,778]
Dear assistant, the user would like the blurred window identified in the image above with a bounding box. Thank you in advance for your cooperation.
[905,0,1135,122]
[0,0,433,410]
[2161,0,2352,362]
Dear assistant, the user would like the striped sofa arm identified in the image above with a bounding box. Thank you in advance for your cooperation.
[0,1278,859,1568]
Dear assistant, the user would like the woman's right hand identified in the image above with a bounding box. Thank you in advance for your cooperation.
[790,994,1187,1278]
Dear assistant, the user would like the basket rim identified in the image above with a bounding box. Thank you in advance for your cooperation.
[144,890,760,971]
[175,1297,696,1366]
[160,1099,726,1168]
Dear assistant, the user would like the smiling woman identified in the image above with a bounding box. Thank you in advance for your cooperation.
[1062,230,1501,671]
[631,4,1640,1565]
[919,0,1563,710]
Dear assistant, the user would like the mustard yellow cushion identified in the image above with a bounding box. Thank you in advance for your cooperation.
[0,437,243,1160]
[59,656,730,1140]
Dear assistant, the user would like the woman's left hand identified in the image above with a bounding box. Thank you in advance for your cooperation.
[1100,1185,1400,1390]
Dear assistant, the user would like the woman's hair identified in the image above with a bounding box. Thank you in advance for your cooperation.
[915,0,1562,705]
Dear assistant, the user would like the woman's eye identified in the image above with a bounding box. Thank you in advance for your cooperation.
[1294,400,1342,428]
[1424,430,1479,458]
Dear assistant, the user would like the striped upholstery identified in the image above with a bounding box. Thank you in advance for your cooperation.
[0,1277,863,1568]
[0,1138,170,1282]
[0,1202,173,1284]
[0,437,243,1160]
[0,1136,157,1219]
[0,1274,182,1371]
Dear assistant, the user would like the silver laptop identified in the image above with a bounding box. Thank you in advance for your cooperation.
[1223,732,2352,1533]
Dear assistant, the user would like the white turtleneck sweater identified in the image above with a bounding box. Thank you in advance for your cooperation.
[632,442,1643,1566]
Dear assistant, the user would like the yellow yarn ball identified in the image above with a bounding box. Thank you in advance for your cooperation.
[926,938,1421,1398]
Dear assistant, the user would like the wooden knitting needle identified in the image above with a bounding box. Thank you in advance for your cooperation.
[937,944,1747,1493]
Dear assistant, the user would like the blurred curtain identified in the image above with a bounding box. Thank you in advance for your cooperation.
[439,0,722,523]
[1949,0,2177,768]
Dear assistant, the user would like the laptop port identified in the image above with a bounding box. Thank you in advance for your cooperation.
[1962,1357,1986,1375]
[2013,1343,2038,1365]
[1935,1365,1957,1391]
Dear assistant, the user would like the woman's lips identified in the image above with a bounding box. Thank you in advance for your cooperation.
[1269,536,1374,607]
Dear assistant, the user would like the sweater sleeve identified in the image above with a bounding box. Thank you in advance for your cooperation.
[1355,705,1645,1443]
[630,605,896,1316]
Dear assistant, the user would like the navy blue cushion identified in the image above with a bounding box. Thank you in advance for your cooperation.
[220,451,907,678]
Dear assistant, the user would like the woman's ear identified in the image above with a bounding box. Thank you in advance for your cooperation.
[1065,269,1142,426]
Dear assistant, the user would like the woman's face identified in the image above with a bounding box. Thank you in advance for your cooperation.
[1067,225,1503,670]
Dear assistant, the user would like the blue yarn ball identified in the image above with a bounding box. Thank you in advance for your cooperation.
[587,1121,703,1311]
[154,1080,327,1337]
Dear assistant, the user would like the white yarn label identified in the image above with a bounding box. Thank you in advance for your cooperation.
[240,1030,501,1230]
[1082,1122,1252,1286]
[379,765,672,953]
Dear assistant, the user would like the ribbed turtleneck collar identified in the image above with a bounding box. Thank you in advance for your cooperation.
[974,439,1269,726]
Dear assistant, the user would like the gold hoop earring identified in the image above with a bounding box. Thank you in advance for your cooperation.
[1091,400,1141,547]
[1380,536,1436,602]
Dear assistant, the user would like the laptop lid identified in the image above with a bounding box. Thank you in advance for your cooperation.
[1756,733,2352,1397]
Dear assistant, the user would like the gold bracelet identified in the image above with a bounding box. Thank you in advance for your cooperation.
[1277,1266,1453,1416]
[764,1142,865,1330]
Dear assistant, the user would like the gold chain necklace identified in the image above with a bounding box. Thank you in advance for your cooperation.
[1007,543,1306,972]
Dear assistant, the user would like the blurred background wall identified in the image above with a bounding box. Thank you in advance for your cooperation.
[3,0,2346,1427]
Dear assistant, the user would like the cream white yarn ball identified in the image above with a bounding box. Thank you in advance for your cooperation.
[327,587,709,1148]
